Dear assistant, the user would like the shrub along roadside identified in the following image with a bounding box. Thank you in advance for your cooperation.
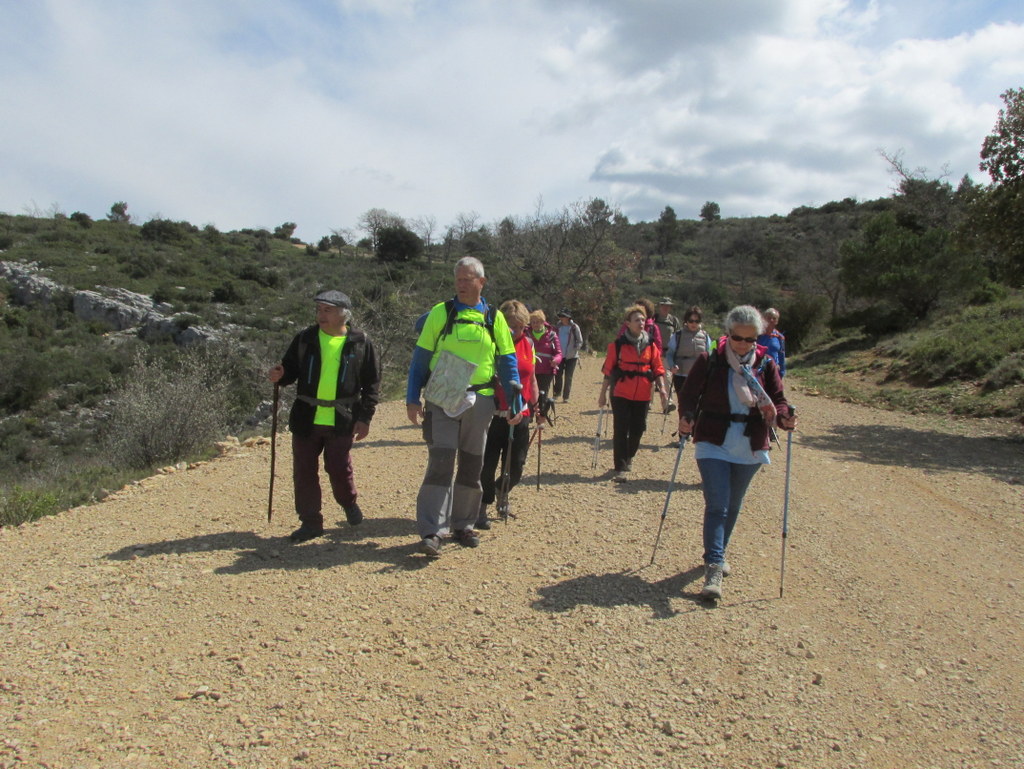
[790,294,1024,420]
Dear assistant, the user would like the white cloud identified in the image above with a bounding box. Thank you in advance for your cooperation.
[0,0,1021,237]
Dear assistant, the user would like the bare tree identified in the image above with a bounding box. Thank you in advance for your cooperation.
[409,215,437,247]
[357,208,406,250]
[409,215,438,262]
[491,198,641,340]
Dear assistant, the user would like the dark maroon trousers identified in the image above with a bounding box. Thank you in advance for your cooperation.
[292,425,356,529]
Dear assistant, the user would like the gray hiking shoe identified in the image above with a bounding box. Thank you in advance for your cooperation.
[700,563,724,599]
[722,560,732,577]
[476,502,491,530]
[419,535,441,557]
[453,528,480,548]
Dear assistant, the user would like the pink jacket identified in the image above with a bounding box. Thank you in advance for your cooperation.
[532,322,563,375]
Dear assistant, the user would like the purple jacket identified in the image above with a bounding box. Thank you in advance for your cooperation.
[532,322,563,375]
[679,345,789,452]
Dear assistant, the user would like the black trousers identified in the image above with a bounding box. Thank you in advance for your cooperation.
[610,396,650,471]
[536,373,555,399]
[552,358,578,400]
[480,415,532,504]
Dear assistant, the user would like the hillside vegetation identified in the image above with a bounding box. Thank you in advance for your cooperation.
[2,88,1023,523]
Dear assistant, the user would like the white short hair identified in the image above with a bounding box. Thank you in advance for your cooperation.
[724,305,765,335]
[454,256,485,278]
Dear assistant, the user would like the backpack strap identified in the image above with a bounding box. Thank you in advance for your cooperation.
[612,337,656,382]
[436,298,497,346]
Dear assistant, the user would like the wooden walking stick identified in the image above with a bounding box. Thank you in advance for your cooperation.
[268,383,280,523]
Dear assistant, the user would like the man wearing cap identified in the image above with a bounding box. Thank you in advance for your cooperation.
[268,290,381,542]
[552,308,584,404]
[654,298,681,407]
[654,298,681,352]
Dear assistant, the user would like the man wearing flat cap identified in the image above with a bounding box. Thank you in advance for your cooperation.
[268,290,381,542]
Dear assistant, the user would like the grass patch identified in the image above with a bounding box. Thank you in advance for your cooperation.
[0,485,61,526]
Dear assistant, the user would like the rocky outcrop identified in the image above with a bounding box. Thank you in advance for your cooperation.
[72,288,167,331]
[1,260,220,345]
[0,261,68,307]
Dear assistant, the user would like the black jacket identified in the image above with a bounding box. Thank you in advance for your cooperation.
[278,324,381,437]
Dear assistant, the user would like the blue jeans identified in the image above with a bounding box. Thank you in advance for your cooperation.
[696,458,761,565]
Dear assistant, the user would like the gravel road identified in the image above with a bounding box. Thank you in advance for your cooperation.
[2,364,1023,769]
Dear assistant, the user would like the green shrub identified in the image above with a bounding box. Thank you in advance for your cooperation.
[0,347,52,411]
[983,352,1024,391]
[902,297,1024,383]
[106,349,232,468]
[0,486,60,527]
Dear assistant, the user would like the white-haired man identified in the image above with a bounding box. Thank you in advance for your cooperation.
[406,257,521,557]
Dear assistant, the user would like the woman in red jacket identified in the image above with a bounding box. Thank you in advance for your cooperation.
[677,305,797,601]
[478,300,540,529]
[599,305,666,482]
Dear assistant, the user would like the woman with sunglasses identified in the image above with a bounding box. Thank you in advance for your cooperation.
[677,305,797,601]
[667,305,713,400]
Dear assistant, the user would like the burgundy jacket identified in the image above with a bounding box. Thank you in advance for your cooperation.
[679,345,789,451]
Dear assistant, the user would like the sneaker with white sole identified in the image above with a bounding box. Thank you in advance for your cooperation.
[700,563,724,599]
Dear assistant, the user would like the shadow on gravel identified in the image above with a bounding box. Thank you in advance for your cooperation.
[799,424,1024,482]
[531,566,706,619]
[103,516,431,573]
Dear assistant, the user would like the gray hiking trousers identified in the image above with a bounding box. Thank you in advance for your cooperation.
[416,397,494,538]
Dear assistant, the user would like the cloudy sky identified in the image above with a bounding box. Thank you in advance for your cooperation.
[2,0,1022,242]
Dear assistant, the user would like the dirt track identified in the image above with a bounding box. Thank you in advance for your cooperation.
[2,362,1023,769]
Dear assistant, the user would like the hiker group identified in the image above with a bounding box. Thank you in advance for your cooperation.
[268,256,796,601]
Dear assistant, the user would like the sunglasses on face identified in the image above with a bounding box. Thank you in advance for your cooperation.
[686,318,699,323]
[730,335,757,344]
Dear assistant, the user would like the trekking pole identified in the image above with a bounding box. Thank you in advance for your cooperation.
[591,407,605,470]
[535,422,542,491]
[498,422,515,523]
[268,383,280,523]
[650,435,689,565]
[779,405,796,598]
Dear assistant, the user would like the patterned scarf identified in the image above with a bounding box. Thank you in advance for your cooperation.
[724,345,777,424]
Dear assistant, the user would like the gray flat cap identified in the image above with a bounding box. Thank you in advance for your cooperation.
[314,290,351,308]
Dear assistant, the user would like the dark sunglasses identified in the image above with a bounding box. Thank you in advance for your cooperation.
[730,334,757,343]
[686,318,700,323]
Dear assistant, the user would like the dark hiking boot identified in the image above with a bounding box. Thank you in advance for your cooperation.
[419,535,441,557]
[343,502,363,526]
[700,563,724,599]
[476,503,491,530]
[613,471,628,483]
[453,528,480,548]
[289,525,325,543]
